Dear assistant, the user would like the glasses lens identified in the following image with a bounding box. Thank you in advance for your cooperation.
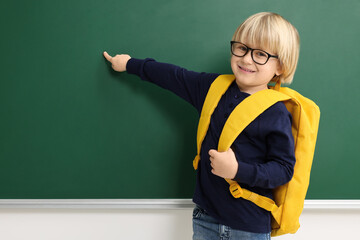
[231,42,248,57]
[252,50,269,65]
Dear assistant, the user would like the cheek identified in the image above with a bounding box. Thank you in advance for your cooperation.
[230,57,238,72]
[259,64,277,77]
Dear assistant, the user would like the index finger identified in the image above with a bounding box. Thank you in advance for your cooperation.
[103,51,113,62]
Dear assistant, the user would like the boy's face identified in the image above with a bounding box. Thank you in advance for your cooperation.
[230,42,282,94]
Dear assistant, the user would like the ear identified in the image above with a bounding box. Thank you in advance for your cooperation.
[275,61,284,76]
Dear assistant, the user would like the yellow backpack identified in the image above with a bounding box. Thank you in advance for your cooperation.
[193,75,320,237]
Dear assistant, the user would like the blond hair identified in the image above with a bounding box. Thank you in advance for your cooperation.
[232,12,300,84]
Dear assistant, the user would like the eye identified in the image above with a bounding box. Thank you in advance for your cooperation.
[234,44,247,53]
[254,50,268,58]
[238,45,247,51]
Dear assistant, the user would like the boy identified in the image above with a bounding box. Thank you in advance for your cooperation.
[104,12,299,240]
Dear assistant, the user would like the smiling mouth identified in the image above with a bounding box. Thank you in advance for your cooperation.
[238,65,255,73]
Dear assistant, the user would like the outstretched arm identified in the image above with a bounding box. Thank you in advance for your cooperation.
[103,52,219,112]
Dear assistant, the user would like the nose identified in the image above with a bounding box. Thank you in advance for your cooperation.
[242,50,253,64]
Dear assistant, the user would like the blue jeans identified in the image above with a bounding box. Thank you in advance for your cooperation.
[192,206,271,240]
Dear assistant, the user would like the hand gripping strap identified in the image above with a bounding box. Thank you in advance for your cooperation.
[193,75,235,170]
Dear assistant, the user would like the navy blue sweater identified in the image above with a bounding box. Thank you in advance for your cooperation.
[126,58,296,233]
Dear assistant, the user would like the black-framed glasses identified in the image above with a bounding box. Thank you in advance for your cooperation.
[230,41,278,65]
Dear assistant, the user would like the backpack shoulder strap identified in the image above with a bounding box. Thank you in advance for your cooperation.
[193,74,234,170]
[218,89,291,151]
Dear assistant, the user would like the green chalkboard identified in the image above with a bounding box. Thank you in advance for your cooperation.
[0,0,359,199]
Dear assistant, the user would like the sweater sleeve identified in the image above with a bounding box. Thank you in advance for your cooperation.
[233,106,296,189]
[126,58,219,112]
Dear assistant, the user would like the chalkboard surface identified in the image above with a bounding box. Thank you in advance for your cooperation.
[1,0,359,199]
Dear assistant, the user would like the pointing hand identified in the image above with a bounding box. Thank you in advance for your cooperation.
[103,51,131,72]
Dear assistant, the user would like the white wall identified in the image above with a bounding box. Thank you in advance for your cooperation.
[281,208,360,240]
[0,201,359,240]
[0,208,192,240]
